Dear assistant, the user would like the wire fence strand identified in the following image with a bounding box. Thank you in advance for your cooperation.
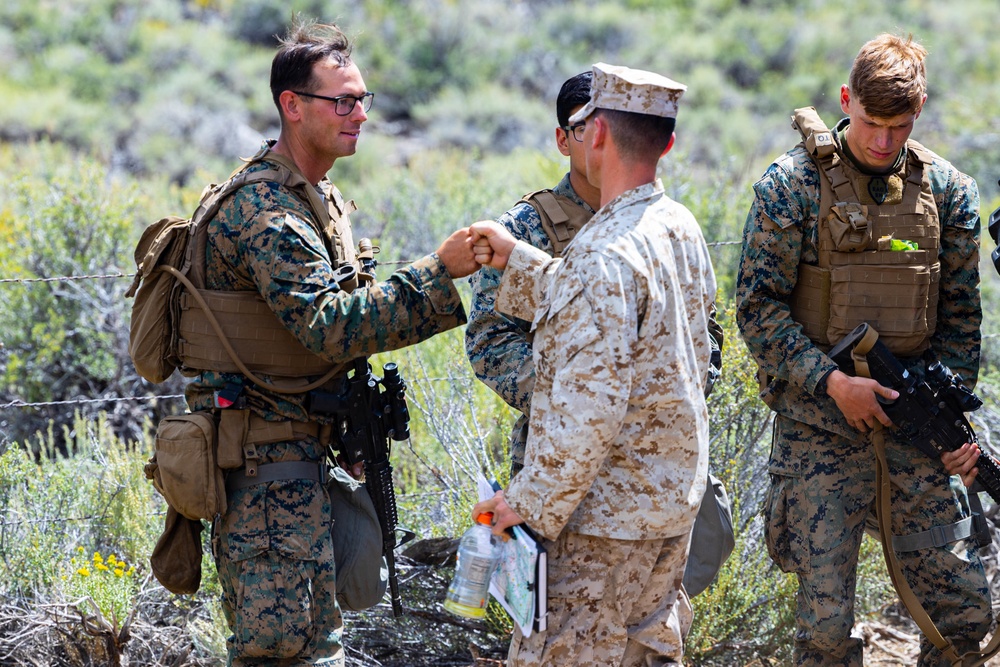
[0,240,743,286]
[3,240,999,412]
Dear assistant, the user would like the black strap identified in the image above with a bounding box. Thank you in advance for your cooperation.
[225,461,326,494]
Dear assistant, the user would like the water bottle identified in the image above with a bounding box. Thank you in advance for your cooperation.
[443,512,503,619]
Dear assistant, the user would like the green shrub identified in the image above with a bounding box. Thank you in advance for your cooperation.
[0,413,161,596]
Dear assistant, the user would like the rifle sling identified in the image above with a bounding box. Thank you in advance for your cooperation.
[859,327,1000,666]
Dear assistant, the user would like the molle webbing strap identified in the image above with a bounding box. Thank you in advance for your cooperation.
[788,264,831,348]
[826,264,938,337]
[176,289,344,379]
[164,265,344,394]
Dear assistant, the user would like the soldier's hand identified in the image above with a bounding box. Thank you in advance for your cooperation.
[472,489,524,540]
[942,442,980,488]
[336,455,365,480]
[825,369,898,432]
[436,227,480,278]
[470,221,516,270]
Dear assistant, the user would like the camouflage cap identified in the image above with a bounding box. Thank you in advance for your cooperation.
[569,62,686,124]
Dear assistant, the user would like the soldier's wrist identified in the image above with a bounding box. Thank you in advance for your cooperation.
[815,369,834,397]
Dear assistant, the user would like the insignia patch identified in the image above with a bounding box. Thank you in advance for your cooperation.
[868,176,888,204]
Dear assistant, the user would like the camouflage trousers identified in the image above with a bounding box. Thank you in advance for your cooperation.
[215,473,343,666]
[508,530,692,667]
[765,415,991,666]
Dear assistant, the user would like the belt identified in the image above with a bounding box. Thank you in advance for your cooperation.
[225,460,327,494]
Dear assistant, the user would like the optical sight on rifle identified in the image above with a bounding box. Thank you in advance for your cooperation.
[828,322,1000,503]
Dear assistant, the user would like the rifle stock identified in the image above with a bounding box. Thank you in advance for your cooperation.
[828,323,1000,503]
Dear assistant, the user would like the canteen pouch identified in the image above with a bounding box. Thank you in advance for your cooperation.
[148,412,226,521]
[150,505,204,595]
[683,473,736,597]
[328,466,387,611]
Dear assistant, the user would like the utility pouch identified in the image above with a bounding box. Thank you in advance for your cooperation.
[828,202,871,252]
[146,412,226,521]
[217,408,249,469]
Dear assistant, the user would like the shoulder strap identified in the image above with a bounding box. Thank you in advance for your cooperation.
[790,107,857,230]
[176,150,345,393]
[185,146,336,290]
[520,189,592,257]
[790,107,836,159]
[185,167,286,290]
[859,329,1000,667]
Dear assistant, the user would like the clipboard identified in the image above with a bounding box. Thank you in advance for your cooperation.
[476,474,548,636]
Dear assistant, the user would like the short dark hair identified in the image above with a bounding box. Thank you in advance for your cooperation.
[270,18,353,114]
[597,109,676,162]
[556,71,593,129]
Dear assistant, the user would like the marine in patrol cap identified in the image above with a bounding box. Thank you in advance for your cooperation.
[569,62,686,124]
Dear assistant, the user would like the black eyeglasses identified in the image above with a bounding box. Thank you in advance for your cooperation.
[562,123,585,142]
[292,91,374,116]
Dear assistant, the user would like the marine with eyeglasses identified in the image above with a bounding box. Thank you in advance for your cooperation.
[185,18,480,667]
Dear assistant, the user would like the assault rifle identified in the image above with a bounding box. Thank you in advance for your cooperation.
[828,322,1000,503]
[310,358,415,617]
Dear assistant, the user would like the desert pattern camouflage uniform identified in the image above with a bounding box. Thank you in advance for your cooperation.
[465,173,594,472]
[498,179,716,666]
[735,120,989,666]
[186,157,466,666]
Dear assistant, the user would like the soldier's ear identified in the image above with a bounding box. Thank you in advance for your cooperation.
[556,127,571,156]
[280,90,303,121]
[660,132,676,157]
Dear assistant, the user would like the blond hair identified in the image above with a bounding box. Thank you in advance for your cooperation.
[848,33,927,117]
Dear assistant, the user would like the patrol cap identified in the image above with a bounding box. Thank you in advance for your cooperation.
[569,62,686,124]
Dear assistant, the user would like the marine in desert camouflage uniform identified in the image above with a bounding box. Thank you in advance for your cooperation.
[735,33,990,666]
[465,71,598,473]
[184,19,479,666]
[466,72,723,477]
[472,63,716,667]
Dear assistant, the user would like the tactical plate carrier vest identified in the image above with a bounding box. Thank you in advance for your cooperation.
[520,189,592,257]
[177,145,359,382]
[787,107,940,357]
[128,143,364,387]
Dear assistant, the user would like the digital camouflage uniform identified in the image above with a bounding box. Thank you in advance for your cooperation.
[735,118,990,666]
[185,152,466,666]
[465,173,594,472]
[498,179,716,666]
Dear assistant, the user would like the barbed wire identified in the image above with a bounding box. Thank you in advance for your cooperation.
[0,395,184,410]
[0,376,477,411]
[3,240,999,411]
[0,240,743,286]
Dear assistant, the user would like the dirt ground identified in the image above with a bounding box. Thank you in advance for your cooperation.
[857,616,1000,666]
